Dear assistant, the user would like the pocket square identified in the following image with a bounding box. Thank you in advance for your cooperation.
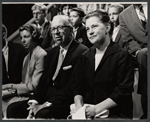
[63,65,72,70]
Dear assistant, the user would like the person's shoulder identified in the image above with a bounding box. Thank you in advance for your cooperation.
[9,41,25,50]
[36,46,47,56]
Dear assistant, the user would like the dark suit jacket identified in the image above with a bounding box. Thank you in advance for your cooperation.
[119,5,148,54]
[2,42,27,84]
[73,42,134,118]
[75,24,93,48]
[30,40,88,104]
[34,20,54,51]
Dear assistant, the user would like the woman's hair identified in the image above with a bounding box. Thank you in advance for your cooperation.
[60,4,77,12]
[84,9,114,36]
[19,24,43,45]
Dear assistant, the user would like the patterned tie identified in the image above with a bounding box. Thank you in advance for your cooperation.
[52,48,64,81]
[139,5,147,30]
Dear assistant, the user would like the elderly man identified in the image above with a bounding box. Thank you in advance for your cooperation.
[31,4,54,51]
[7,15,88,119]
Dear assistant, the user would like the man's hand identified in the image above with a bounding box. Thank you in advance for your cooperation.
[27,102,52,115]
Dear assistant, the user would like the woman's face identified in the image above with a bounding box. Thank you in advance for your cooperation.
[70,11,81,28]
[86,16,108,46]
[20,30,35,50]
[62,5,72,16]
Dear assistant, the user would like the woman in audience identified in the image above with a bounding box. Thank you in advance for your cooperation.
[2,24,47,118]
[71,9,134,119]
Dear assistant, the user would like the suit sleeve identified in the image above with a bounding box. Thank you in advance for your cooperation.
[119,14,142,54]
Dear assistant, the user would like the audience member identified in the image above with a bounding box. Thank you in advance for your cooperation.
[3,24,47,118]
[71,9,134,119]
[60,4,77,16]
[7,15,88,119]
[70,7,93,48]
[2,24,26,85]
[108,4,124,47]
[119,4,147,119]
[31,4,54,51]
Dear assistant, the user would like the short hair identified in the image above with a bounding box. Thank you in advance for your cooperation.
[60,4,77,12]
[70,7,85,18]
[31,4,47,14]
[108,4,124,14]
[19,24,42,44]
[84,9,113,36]
[52,15,73,28]
[2,24,8,37]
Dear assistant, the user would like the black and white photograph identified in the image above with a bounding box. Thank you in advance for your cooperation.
[2,2,148,120]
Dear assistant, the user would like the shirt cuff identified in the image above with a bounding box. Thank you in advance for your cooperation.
[28,100,38,105]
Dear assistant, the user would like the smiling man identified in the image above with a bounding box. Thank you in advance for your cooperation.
[7,15,88,119]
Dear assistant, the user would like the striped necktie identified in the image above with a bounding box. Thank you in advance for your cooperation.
[139,5,147,30]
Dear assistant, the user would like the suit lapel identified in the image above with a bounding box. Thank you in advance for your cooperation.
[114,29,121,43]
[58,40,78,75]
[42,22,50,37]
[130,5,145,32]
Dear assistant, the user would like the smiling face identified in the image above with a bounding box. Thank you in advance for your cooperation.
[20,30,35,51]
[51,16,72,47]
[86,16,108,46]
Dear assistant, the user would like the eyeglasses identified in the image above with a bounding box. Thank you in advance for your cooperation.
[50,26,71,33]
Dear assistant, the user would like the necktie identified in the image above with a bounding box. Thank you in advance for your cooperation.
[52,48,64,81]
[139,5,147,30]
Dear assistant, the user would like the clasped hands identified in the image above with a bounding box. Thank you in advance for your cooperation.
[27,102,52,118]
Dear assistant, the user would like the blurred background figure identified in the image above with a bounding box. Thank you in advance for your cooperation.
[2,24,47,119]
[2,24,26,85]
[108,4,124,47]
[70,7,93,48]
[60,4,77,16]
[119,3,148,119]
[31,4,54,51]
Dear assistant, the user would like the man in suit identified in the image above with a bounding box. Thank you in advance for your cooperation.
[119,4,148,119]
[2,24,27,85]
[31,4,54,51]
[108,4,124,47]
[7,15,88,119]
[70,7,93,48]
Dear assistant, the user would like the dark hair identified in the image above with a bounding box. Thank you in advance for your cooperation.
[84,9,113,36]
[70,7,85,18]
[60,4,77,12]
[19,24,43,45]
